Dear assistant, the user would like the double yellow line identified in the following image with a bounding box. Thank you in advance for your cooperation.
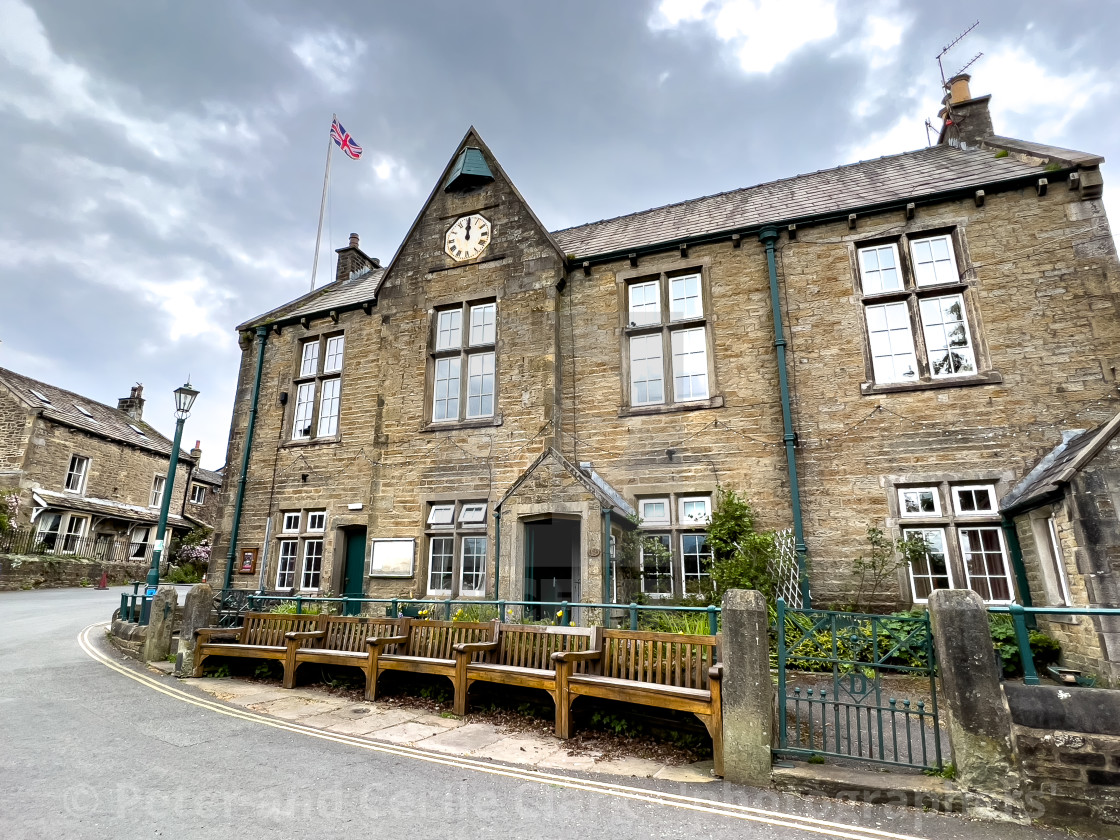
[80,623,927,840]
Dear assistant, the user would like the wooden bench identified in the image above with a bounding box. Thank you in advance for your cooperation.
[193,612,323,680]
[367,619,497,705]
[453,624,598,727]
[553,628,724,776]
[283,615,408,690]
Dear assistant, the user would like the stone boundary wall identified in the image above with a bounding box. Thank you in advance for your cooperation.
[0,552,147,591]
[1004,683,1120,834]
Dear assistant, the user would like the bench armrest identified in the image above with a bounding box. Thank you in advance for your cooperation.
[552,647,603,664]
[285,630,326,642]
[708,663,723,682]
[454,640,499,655]
[367,634,409,650]
[195,628,240,642]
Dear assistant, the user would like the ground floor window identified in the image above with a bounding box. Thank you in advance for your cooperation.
[36,511,89,554]
[276,540,298,589]
[301,540,324,590]
[424,500,488,597]
[640,533,673,597]
[892,481,1012,604]
[681,533,712,595]
[634,493,713,599]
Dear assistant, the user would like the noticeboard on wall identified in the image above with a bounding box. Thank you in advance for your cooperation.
[369,539,414,578]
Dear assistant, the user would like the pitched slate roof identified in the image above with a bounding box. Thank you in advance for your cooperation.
[0,367,191,461]
[192,466,224,486]
[238,266,385,330]
[550,145,1048,258]
[33,489,190,527]
[1000,412,1120,514]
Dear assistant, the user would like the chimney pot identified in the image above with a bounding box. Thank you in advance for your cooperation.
[349,232,360,248]
[117,383,145,421]
[948,73,972,105]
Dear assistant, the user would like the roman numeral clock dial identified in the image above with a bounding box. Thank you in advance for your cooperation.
[444,213,491,262]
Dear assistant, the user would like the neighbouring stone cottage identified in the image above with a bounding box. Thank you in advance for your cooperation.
[0,369,217,570]
[211,74,1119,671]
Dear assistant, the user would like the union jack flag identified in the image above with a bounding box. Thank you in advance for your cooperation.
[330,118,363,160]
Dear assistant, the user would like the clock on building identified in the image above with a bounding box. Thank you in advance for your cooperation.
[445,213,491,261]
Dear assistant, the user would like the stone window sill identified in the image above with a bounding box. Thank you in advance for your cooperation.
[421,414,503,433]
[280,435,342,450]
[861,371,1003,396]
[619,395,724,418]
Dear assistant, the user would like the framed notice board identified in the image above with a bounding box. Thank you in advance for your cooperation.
[238,547,259,575]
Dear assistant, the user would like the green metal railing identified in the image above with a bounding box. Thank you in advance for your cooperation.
[230,593,721,634]
[989,604,1120,686]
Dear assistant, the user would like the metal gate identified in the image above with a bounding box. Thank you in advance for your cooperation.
[775,600,944,771]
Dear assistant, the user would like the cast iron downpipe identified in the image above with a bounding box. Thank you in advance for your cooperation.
[1001,514,1036,627]
[602,507,612,604]
[492,507,502,602]
[224,325,269,589]
[760,227,812,606]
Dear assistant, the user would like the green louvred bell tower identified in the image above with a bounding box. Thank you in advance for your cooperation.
[444,146,494,192]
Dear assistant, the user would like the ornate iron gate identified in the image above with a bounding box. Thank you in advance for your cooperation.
[775,600,944,771]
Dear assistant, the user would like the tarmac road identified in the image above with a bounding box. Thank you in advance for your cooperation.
[0,586,1068,839]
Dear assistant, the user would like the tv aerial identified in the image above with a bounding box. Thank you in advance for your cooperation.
[937,20,982,87]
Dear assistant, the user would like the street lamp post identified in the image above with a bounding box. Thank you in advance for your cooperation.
[145,381,200,596]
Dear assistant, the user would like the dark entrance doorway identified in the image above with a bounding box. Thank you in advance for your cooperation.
[342,528,367,616]
[524,518,580,619]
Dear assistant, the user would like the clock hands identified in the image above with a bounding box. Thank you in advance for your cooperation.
[464,217,472,241]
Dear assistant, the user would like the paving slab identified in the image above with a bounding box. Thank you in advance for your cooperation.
[536,750,608,773]
[589,756,663,778]
[373,720,454,745]
[417,722,508,755]
[248,695,339,721]
[318,708,421,736]
[473,734,564,766]
[653,761,718,784]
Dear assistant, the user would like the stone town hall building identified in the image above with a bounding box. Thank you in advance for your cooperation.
[212,76,1119,661]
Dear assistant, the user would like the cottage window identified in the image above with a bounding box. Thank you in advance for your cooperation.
[624,271,712,409]
[890,480,1013,604]
[898,487,941,517]
[149,475,166,508]
[424,500,488,596]
[130,526,152,560]
[858,232,984,388]
[65,455,90,494]
[276,540,298,589]
[189,484,206,505]
[430,301,497,424]
[36,512,88,554]
[273,509,329,592]
[61,515,88,553]
[301,540,324,590]
[901,527,953,601]
[291,333,345,441]
[636,492,713,597]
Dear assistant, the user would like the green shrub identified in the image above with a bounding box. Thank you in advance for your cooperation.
[451,604,500,623]
[988,614,1061,677]
[707,487,778,601]
[270,600,329,615]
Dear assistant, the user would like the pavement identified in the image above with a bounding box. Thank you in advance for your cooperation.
[0,585,1074,840]
[174,668,716,783]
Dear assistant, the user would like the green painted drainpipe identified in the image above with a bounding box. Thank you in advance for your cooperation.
[492,507,502,603]
[602,507,612,604]
[760,227,812,607]
[224,325,269,589]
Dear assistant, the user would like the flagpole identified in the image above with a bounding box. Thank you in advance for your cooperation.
[310,114,335,292]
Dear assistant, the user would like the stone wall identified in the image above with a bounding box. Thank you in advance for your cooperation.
[212,130,1120,611]
[0,552,147,591]
[1004,683,1120,836]
[0,384,33,476]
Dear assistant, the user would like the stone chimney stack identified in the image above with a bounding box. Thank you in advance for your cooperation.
[937,73,994,150]
[190,439,202,461]
[117,383,145,421]
[334,232,380,284]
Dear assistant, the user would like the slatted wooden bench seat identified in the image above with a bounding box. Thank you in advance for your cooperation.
[366,619,497,704]
[553,629,724,776]
[452,624,599,726]
[193,612,323,681]
[283,615,408,690]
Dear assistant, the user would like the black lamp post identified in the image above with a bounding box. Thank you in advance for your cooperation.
[145,380,199,593]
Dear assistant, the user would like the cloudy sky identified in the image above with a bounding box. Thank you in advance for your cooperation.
[1,0,1117,468]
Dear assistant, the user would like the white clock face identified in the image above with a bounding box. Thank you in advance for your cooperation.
[445,213,491,262]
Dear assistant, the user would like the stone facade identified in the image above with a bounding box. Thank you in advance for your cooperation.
[212,91,1120,620]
